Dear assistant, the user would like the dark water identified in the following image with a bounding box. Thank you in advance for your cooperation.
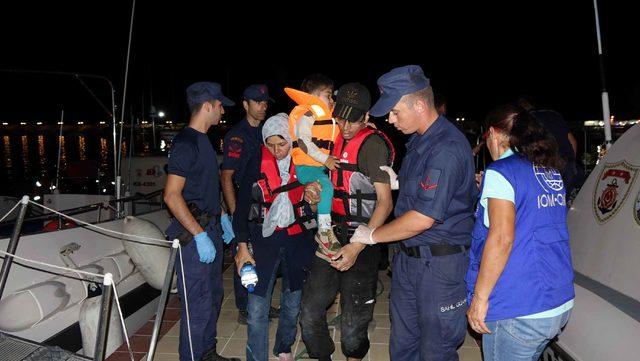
[0,125,227,198]
[0,129,111,197]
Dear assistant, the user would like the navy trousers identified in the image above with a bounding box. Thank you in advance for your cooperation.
[176,229,224,361]
[390,247,469,361]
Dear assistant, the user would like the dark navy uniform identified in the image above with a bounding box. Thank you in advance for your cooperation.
[391,116,476,361]
[222,118,263,187]
[368,66,477,361]
[165,81,235,361]
[222,117,262,312]
[167,127,225,361]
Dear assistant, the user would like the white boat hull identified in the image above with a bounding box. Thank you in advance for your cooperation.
[0,209,171,344]
[557,124,640,360]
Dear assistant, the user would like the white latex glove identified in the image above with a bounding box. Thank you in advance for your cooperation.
[379,166,399,190]
[349,225,377,245]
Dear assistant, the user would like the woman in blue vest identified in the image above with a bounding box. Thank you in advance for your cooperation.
[466,104,574,360]
[234,113,316,361]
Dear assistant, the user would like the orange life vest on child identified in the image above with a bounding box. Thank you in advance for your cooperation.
[255,146,315,235]
[330,128,395,227]
[285,87,336,167]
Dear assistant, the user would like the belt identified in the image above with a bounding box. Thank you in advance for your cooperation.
[399,243,469,258]
[177,212,221,246]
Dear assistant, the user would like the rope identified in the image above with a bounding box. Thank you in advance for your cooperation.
[0,200,20,223]
[178,244,195,361]
[28,200,171,244]
[0,249,104,279]
[111,283,135,361]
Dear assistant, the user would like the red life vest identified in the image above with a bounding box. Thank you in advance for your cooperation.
[330,128,395,227]
[256,146,313,236]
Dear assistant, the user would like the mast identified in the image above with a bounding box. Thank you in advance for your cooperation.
[117,0,137,214]
[592,0,613,149]
[55,109,64,192]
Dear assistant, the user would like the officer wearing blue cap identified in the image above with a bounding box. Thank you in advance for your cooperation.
[350,65,477,361]
[221,84,279,324]
[164,81,239,361]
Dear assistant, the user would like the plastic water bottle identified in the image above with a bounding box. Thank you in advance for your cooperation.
[240,262,258,293]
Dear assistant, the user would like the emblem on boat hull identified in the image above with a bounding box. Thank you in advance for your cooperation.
[593,161,639,224]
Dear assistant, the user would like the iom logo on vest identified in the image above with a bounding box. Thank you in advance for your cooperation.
[533,165,565,209]
[534,165,564,192]
[593,161,639,224]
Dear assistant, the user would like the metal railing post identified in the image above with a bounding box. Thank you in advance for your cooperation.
[115,176,122,218]
[146,239,179,361]
[94,273,114,361]
[0,195,30,300]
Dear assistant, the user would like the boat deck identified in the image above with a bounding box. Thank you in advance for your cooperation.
[106,258,483,361]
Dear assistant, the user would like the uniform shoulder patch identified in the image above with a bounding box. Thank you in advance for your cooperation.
[420,168,441,199]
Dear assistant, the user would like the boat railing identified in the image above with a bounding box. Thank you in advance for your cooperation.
[0,194,182,361]
[0,189,166,235]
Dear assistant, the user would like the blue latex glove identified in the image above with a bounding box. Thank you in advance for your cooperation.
[194,231,216,263]
[221,214,235,244]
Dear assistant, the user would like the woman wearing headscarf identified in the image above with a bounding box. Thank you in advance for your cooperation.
[234,113,316,361]
[466,104,574,360]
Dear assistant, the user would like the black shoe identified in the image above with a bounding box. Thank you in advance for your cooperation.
[202,349,241,361]
[268,306,280,319]
[237,309,248,325]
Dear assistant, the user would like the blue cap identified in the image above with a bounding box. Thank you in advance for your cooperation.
[369,65,430,117]
[186,82,235,108]
[243,84,274,102]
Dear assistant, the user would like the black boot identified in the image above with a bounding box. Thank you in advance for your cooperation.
[202,348,241,361]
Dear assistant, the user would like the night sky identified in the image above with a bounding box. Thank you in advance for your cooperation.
[1,1,639,124]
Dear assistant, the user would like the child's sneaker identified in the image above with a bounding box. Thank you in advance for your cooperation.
[314,228,341,262]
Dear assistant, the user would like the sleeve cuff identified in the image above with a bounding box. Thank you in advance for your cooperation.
[412,199,444,223]
[167,168,187,178]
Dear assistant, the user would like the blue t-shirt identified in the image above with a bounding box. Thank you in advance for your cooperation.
[395,116,477,246]
[480,149,515,227]
[165,127,220,237]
